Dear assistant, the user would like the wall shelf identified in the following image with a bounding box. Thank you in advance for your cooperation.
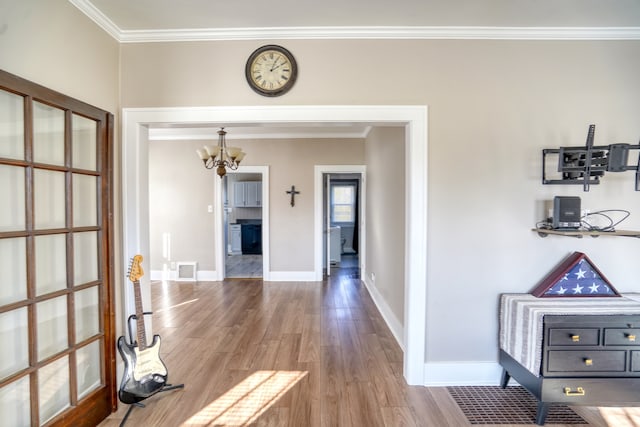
[532,228,640,238]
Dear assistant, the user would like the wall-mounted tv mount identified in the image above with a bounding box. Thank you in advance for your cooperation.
[542,124,640,191]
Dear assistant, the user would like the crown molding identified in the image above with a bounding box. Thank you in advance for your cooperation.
[69,0,121,40]
[117,26,640,43]
[70,0,640,42]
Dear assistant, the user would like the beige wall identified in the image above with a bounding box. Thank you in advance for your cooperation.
[0,0,119,113]
[149,137,365,272]
[365,127,406,324]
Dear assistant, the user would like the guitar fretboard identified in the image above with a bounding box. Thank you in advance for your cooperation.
[132,279,148,350]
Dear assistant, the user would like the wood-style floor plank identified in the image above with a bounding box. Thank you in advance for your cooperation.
[99,270,620,427]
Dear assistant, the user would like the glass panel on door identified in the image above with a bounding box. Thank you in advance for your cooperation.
[73,173,97,227]
[0,375,30,426]
[35,234,67,296]
[33,101,65,166]
[36,296,68,361]
[0,237,27,305]
[72,114,97,171]
[73,231,98,285]
[0,307,29,381]
[76,340,102,399]
[0,164,26,232]
[0,88,24,160]
[38,355,70,425]
[75,286,100,342]
[34,169,66,229]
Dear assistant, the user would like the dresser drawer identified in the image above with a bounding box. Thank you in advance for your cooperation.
[541,377,640,404]
[548,328,599,346]
[632,351,640,372]
[547,350,626,373]
[604,328,640,346]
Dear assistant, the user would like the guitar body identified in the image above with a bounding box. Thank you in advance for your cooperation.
[117,334,168,404]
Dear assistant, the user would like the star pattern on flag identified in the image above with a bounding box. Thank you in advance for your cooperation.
[544,258,616,296]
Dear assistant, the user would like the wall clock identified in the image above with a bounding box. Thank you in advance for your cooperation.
[245,45,298,97]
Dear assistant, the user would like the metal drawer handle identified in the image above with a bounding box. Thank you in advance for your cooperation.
[571,335,580,342]
[627,334,636,342]
[564,387,585,396]
[584,358,593,366]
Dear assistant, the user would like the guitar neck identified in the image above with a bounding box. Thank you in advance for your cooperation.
[132,279,148,350]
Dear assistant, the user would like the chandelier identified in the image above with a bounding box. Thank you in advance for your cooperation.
[196,128,246,177]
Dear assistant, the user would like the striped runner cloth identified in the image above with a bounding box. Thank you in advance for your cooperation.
[499,293,640,376]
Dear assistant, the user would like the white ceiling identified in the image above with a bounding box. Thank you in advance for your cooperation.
[70,0,640,140]
[70,0,640,43]
[77,0,640,34]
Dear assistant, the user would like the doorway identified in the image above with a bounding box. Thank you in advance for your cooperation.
[223,172,264,278]
[324,173,363,278]
[217,166,269,280]
[123,105,427,385]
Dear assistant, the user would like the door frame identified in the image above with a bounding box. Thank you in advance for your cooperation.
[122,105,428,385]
[315,166,366,277]
[216,166,270,280]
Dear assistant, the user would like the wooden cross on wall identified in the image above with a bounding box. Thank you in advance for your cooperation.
[286,185,300,207]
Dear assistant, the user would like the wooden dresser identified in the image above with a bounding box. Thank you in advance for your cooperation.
[499,294,640,425]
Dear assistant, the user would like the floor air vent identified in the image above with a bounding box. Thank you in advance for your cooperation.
[176,262,197,281]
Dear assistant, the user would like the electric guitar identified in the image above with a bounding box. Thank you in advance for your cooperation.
[117,255,168,404]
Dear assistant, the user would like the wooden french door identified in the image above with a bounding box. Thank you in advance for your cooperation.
[0,70,116,426]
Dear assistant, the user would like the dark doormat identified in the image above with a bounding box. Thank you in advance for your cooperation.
[447,386,587,425]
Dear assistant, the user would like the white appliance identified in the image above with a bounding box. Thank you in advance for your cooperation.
[329,226,341,266]
[229,224,242,254]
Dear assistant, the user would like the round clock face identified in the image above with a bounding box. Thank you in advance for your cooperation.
[245,45,298,97]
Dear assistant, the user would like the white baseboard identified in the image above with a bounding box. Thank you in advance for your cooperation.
[196,270,220,281]
[267,271,317,282]
[150,269,168,281]
[362,276,404,351]
[150,269,221,281]
[423,361,505,386]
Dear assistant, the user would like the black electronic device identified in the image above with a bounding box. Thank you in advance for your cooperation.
[552,196,581,229]
[541,124,640,192]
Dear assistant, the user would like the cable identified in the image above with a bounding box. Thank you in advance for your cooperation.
[580,209,630,232]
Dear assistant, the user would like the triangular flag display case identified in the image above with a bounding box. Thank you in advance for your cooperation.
[530,251,621,297]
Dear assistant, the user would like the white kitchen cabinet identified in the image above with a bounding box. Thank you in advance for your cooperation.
[233,181,262,207]
[233,182,246,207]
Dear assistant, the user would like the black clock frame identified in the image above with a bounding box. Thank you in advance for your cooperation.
[245,45,298,97]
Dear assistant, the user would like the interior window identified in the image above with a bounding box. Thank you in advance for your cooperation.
[331,184,356,224]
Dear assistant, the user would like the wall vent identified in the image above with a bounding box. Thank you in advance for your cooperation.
[176,262,197,281]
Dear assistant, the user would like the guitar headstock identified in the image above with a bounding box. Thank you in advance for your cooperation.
[128,255,144,283]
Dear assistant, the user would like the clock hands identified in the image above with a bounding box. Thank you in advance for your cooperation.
[270,58,283,72]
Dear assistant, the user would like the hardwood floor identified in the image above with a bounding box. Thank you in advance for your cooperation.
[99,267,628,426]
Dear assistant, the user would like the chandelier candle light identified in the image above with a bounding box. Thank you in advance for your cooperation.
[196,128,246,177]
